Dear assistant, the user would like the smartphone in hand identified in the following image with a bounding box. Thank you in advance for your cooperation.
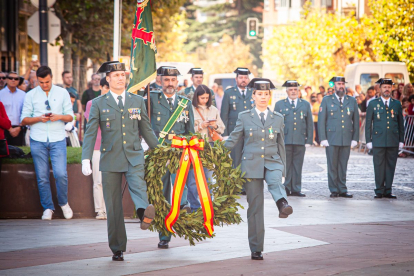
[45,113,52,117]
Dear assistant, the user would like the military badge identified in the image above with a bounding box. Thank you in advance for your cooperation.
[347,107,350,115]
[128,108,141,120]
[233,102,237,110]
[177,111,189,123]
[269,127,274,139]
[377,104,380,119]
[391,109,394,118]
[106,122,111,129]
[300,111,303,119]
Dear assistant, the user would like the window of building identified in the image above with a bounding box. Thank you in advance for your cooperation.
[321,0,333,7]
[360,73,379,93]
[280,0,291,7]
[385,73,404,85]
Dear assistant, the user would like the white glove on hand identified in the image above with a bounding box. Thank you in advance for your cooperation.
[82,159,92,176]
[320,140,329,147]
[65,123,74,132]
[351,140,358,148]
[399,142,404,150]
[305,144,311,148]
[366,142,372,150]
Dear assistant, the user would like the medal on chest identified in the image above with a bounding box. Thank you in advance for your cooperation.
[177,110,189,123]
[128,108,141,120]
[377,104,380,119]
[391,109,394,118]
[250,98,255,108]
[300,111,303,119]
[249,128,253,137]
[269,126,274,139]
[233,101,237,111]
[347,107,350,116]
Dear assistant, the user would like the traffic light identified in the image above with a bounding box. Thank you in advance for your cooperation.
[247,18,259,39]
[329,81,334,87]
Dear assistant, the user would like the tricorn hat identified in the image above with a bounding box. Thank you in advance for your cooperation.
[282,80,301,88]
[247,78,275,90]
[157,66,181,77]
[329,76,347,83]
[188,68,204,75]
[375,78,394,86]
[97,61,126,74]
[234,67,251,76]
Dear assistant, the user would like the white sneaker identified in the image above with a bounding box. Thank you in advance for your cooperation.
[42,209,53,220]
[61,203,73,219]
[96,211,107,220]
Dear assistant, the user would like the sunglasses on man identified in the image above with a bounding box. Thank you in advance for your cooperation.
[7,77,20,81]
[0,77,6,80]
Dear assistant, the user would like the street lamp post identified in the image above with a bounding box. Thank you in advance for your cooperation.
[39,0,48,66]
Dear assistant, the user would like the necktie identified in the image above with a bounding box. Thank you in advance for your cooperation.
[167,97,173,109]
[117,96,124,111]
[291,100,295,108]
[339,97,342,106]
[241,90,245,99]
[260,112,265,125]
[385,101,388,108]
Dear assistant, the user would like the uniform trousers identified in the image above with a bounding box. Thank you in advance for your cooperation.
[325,146,350,194]
[102,163,149,254]
[92,150,106,213]
[284,145,306,193]
[245,168,286,253]
[372,147,399,195]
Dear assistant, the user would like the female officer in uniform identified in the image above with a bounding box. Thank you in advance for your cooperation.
[224,78,293,260]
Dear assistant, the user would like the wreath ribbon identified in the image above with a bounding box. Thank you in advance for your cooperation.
[164,136,214,236]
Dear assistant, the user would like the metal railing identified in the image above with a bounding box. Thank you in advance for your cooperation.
[402,115,414,154]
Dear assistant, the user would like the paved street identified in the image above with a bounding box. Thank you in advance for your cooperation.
[1,147,413,275]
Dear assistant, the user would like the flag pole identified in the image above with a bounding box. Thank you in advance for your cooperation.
[146,84,151,121]
[113,0,120,60]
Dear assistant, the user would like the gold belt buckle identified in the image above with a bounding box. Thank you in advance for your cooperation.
[168,134,175,140]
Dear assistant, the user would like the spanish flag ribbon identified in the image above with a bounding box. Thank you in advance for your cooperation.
[164,136,215,236]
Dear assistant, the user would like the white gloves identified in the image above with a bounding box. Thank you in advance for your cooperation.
[320,140,329,147]
[366,142,372,150]
[399,143,404,150]
[305,144,311,148]
[351,140,358,148]
[82,159,92,176]
[65,122,74,132]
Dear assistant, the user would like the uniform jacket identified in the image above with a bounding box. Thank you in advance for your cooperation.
[220,86,254,136]
[224,109,286,179]
[365,97,404,147]
[82,92,158,172]
[318,94,359,146]
[146,91,195,141]
[274,98,313,145]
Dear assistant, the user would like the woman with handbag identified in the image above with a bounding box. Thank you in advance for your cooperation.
[0,101,12,176]
[187,84,225,212]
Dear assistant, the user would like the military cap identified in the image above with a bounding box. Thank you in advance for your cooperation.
[329,76,347,83]
[157,66,181,77]
[188,68,204,75]
[97,61,126,74]
[234,67,251,75]
[375,78,394,86]
[282,80,301,87]
[247,78,275,90]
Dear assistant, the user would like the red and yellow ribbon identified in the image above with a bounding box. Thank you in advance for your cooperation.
[164,136,215,236]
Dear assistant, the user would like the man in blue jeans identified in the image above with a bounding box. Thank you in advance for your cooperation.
[21,66,75,220]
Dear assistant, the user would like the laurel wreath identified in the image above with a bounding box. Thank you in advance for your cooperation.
[144,134,245,245]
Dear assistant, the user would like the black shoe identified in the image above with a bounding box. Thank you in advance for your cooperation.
[276,198,293,218]
[290,192,306,197]
[158,240,169,249]
[251,252,263,260]
[374,194,383,199]
[285,187,291,196]
[180,204,191,213]
[330,192,339,198]
[339,193,353,198]
[383,194,397,199]
[112,251,124,261]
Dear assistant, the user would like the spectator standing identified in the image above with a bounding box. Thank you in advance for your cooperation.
[83,78,110,219]
[408,95,414,116]
[212,83,224,111]
[0,101,12,176]
[20,66,75,220]
[18,77,29,92]
[0,72,6,90]
[365,86,377,109]
[401,83,414,101]
[187,84,225,212]
[312,93,323,145]
[62,71,81,125]
[397,83,404,100]
[319,86,325,94]
[326,87,334,96]
[402,98,409,117]
[355,85,362,96]
[0,72,27,146]
[183,79,189,88]
[81,74,101,111]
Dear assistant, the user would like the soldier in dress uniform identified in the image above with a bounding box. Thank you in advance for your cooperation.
[365,78,404,199]
[224,78,292,261]
[221,68,254,186]
[274,80,313,197]
[318,76,359,198]
[146,66,195,249]
[81,61,159,261]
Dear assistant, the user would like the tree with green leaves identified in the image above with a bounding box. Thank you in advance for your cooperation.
[368,0,414,81]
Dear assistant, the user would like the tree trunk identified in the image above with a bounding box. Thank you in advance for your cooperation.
[92,61,99,73]
[62,32,72,72]
[79,56,88,95]
[72,51,80,92]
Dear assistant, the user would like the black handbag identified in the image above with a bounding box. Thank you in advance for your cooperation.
[0,139,9,157]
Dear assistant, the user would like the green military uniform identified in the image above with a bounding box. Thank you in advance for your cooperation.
[150,82,162,91]
[365,92,404,197]
[225,79,291,259]
[221,86,254,167]
[318,80,359,195]
[82,71,159,254]
[275,93,313,195]
[147,67,195,244]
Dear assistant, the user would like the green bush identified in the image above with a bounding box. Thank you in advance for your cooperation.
[2,147,82,164]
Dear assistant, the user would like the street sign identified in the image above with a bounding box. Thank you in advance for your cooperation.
[30,0,56,8]
[27,11,61,44]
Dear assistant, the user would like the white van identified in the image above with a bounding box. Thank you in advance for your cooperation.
[344,62,410,93]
